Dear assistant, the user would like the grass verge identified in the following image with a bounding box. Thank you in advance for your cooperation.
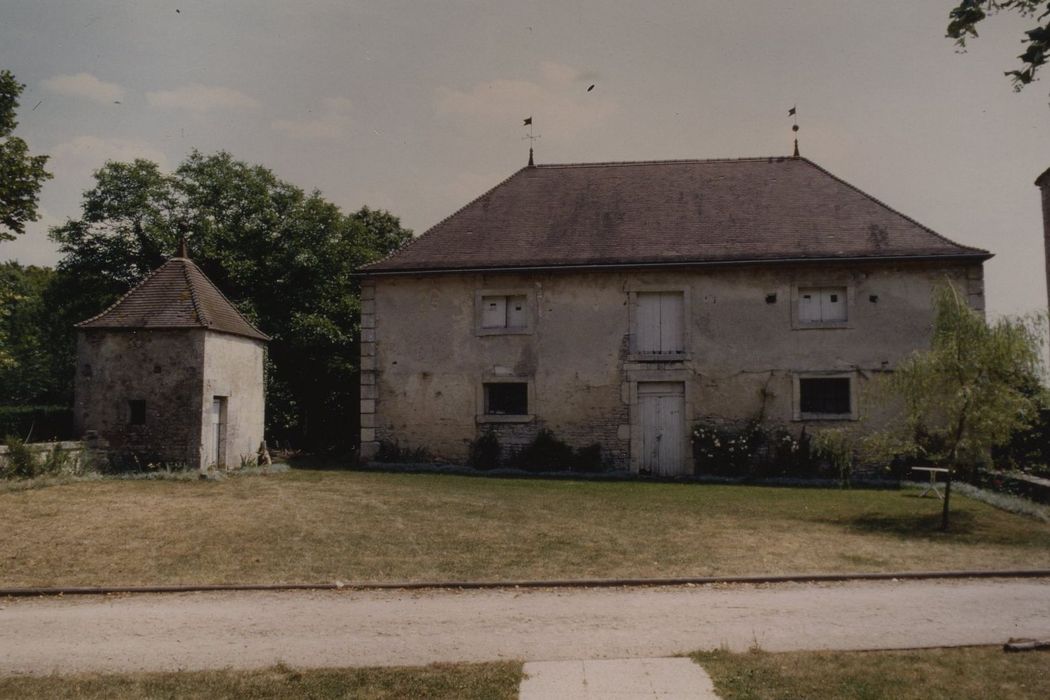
[693,647,1050,699]
[0,661,522,700]
[3,469,1050,586]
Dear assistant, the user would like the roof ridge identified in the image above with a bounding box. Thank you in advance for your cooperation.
[359,165,531,271]
[797,158,990,255]
[182,259,210,328]
[74,259,171,328]
[533,155,793,169]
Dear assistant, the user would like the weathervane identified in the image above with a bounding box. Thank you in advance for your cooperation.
[789,105,800,158]
[522,116,541,166]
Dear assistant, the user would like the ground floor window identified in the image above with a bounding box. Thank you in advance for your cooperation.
[485,382,528,415]
[128,399,146,425]
[797,376,852,418]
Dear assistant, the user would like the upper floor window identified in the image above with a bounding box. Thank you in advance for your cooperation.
[798,286,847,324]
[476,289,532,336]
[634,291,684,355]
[481,294,528,329]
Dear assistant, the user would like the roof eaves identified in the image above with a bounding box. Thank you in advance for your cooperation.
[357,251,994,277]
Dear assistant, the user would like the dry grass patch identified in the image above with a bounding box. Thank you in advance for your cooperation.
[693,646,1050,699]
[2,469,1050,586]
[0,661,522,700]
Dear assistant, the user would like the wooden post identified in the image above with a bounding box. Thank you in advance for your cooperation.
[941,469,952,531]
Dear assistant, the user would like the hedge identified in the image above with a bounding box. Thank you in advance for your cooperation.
[0,405,74,442]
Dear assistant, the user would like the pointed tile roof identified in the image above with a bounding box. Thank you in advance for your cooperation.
[76,256,269,341]
[363,157,991,274]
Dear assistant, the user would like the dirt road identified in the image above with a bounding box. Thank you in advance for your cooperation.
[1,578,1048,674]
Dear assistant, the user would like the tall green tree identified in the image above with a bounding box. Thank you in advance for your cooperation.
[881,284,1047,475]
[49,150,411,448]
[0,262,65,404]
[0,70,51,241]
[948,1,1050,90]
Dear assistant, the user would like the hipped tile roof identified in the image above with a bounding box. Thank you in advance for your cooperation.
[363,157,990,274]
[76,257,269,341]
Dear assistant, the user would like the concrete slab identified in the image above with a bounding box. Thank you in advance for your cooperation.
[520,657,720,699]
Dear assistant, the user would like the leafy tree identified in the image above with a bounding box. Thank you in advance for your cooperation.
[880,284,1047,475]
[947,1,1050,90]
[0,262,66,404]
[48,150,411,449]
[0,70,51,241]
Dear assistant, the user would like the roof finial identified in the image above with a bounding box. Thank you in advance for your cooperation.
[177,237,189,259]
[522,116,540,167]
[789,104,800,158]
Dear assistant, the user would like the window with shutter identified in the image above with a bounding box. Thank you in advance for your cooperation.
[798,286,847,324]
[635,291,684,355]
[477,291,531,334]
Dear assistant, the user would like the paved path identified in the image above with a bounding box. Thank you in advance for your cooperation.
[1,578,1048,674]
[520,658,719,699]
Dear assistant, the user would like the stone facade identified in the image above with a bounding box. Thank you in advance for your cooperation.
[74,328,266,469]
[75,329,205,466]
[360,261,985,471]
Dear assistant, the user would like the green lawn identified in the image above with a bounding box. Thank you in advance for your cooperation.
[693,647,1050,699]
[2,469,1049,586]
[0,662,522,700]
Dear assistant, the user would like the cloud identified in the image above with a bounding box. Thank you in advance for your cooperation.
[42,73,124,103]
[271,97,353,140]
[50,136,170,174]
[146,84,258,113]
[434,62,616,137]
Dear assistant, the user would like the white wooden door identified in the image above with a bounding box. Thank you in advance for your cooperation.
[638,382,686,476]
[211,397,227,467]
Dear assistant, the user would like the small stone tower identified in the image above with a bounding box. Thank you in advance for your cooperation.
[1037,167,1050,315]
[74,249,269,470]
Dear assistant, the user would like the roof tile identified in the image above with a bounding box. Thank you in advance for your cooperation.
[363,157,989,273]
[77,257,269,341]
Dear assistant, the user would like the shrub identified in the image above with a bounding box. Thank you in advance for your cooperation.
[2,436,37,479]
[508,429,575,472]
[691,421,764,477]
[40,444,71,475]
[993,403,1050,477]
[506,430,607,473]
[692,421,833,479]
[468,430,502,470]
[812,429,856,488]
[572,443,605,473]
[375,440,432,463]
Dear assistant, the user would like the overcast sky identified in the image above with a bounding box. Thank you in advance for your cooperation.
[1,1,1048,319]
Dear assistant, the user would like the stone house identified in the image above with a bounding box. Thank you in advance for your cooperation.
[358,156,990,474]
[74,248,269,469]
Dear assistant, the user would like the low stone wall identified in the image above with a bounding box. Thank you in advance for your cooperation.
[971,470,1050,505]
[0,440,91,474]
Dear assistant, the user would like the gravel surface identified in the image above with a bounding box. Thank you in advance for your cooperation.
[1,578,1048,674]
